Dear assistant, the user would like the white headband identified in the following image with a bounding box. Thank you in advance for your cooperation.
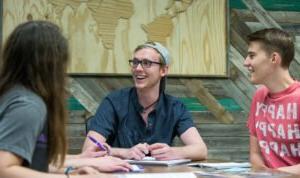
[143,42,170,65]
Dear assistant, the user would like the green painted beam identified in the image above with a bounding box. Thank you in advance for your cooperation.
[178,97,242,112]
[68,96,85,111]
[230,0,300,12]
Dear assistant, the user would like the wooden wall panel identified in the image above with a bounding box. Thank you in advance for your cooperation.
[168,0,227,76]
[3,0,227,76]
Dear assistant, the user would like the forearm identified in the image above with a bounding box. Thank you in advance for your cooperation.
[110,148,129,159]
[173,143,207,161]
[178,127,207,160]
[49,154,86,174]
[249,135,267,170]
[63,157,101,169]
[0,165,67,178]
[277,164,300,175]
[250,153,267,170]
[48,164,64,174]
[1,166,117,178]
[65,154,82,160]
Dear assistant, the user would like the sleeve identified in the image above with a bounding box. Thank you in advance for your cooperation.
[0,97,46,165]
[88,97,117,139]
[174,101,195,136]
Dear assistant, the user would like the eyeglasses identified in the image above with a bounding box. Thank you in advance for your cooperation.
[129,58,162,68]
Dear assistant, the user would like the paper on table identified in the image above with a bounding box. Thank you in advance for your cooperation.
[188,162,251,169]
[131,165,144,172]
[193,170,227,178]
[118,172,196,178]
[126,157,191,166]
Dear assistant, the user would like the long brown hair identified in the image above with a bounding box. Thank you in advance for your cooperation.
[0,21,69,166]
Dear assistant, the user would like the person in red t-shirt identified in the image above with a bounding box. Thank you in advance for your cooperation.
[244,28,300,175]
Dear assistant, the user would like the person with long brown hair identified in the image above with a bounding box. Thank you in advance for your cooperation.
[0,20,131,178]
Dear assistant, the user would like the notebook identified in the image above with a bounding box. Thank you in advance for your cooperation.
[118,172,196,178]
[188,162,251,169]
[126,157,191,166]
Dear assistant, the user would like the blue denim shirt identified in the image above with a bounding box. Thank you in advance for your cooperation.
[89,87,195,148]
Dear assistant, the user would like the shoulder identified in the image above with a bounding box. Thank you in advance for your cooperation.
[98,87,134,109]
[106,87,133,100]
[256,85,268,93]
[162,93,187,111]
[163,93,183,104]
[253,86,269,98]
[292,81,300,90]
[0,85,46,120]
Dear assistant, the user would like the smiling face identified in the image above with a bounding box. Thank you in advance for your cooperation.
[131,47,168,92]
[244,41,276,85]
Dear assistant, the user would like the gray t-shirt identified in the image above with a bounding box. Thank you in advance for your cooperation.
[0,85,47,171]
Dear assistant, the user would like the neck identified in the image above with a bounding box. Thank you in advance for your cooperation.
[264,69,294,93]
[141,99,158,113]
[137,87,160,109]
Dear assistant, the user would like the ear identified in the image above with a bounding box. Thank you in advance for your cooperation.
[160,65,169,77]
[271,52,282,65]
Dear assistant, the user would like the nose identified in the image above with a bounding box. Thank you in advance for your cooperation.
[244,56,250,67]
[135,62,144,71]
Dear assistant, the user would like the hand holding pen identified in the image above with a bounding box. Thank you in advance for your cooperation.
[87,135,111,156]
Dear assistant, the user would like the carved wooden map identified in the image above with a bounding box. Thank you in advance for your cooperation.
[3,0,227,76]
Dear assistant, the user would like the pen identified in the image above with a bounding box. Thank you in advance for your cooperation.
[87,135,107,151]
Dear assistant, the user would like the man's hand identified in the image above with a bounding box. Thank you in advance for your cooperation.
[122,143,149,160]
[149,143,181,160]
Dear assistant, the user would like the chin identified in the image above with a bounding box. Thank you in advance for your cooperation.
[250,77,261,85]
[134,83,145,90]
[249,78,256,84]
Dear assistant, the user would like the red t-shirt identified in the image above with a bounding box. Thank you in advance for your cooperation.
[247,81,300,168]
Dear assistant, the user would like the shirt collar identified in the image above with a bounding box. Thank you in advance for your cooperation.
[131,87,166,114]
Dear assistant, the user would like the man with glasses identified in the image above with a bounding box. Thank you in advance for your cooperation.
[83,42,207,161]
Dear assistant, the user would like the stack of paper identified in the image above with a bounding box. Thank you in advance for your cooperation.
[188,162,251,169]
[191,162,251,177]
[118,172,196,178]
[126,157,191,166]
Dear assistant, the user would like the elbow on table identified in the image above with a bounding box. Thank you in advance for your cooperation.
[193,143,208,161]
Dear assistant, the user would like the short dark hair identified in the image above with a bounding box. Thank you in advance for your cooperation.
[247,28,294,68]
